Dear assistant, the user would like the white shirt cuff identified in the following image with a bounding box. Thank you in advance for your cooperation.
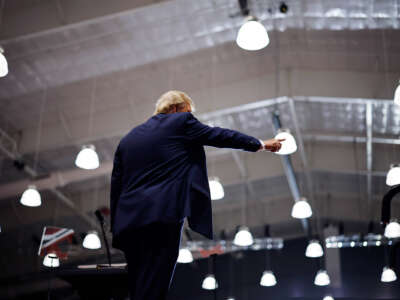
[257,139,265,152]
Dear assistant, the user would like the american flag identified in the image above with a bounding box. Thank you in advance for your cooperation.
[38,226,74,258]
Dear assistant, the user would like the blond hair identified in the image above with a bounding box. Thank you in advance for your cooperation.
[153,90,196,115]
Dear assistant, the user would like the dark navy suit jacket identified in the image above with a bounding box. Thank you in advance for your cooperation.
[110,112,261,250]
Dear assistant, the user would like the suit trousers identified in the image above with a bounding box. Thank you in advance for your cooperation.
[122,220,184,300]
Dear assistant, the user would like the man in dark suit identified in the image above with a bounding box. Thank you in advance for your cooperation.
[110,90,283,300]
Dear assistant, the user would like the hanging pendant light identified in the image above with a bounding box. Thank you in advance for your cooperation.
[209,177,224,200]
[386,164,400,186]
[384,219,400,239]
[291,197,312,219]
[233,226,254,246]
[305,240,324,258]
[82,231,101,249]
[260,270,277,286]
[43,252,60,268]
[20,185,42,207]
[75,144,100,170]
[0,47,8,78]
[274,129,297,155]
[202,274,218,290]
[314,270,330,286]
[381,266,397,282]
[394,81,400,105]
[177,248,193,263]
[236,16,269,51]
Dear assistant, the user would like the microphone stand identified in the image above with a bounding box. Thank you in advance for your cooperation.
[95,210,112,267]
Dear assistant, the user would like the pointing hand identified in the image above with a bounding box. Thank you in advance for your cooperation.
[263,138,285,152]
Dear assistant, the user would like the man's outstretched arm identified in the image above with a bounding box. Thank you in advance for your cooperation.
[183,112,283,152]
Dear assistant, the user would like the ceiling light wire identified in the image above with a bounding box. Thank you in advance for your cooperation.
[0,0,5,30]
[88,78,97,139]
[352,137,364,220]
[381,29,391,100]
[33,88,48,175]
[380,29,398,173]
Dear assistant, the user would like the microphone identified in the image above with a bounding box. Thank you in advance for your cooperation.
[95,209,104,224]
[95,209,112,266]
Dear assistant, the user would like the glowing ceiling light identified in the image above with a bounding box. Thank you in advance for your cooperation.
[236,16,269,51]
[75,144,100,170]
[233,226,254,246]
[305,240,324,258]
[260,270,277,286]
[381,266,397,282]
[0,47,8,77]
[209,178,224,200]
[363,241,368,247]
[386,164,400,186]
[350,241,355,247]
[384,220,400,239]
[338,242,343,248]
[20,185,42,207]
[323,296,335,300]
[291,198,312,219]
[177,248,193,263]
[202,274,218,290]
[43,253,60,268]
[394,81,400,105]
[82,231,101,249]
[314,270,330,286]
[274,129,297,155]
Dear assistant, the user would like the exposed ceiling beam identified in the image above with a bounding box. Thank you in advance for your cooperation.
[366,102,373,219]
[0,126,101,230]
[14,94,397,156]
[0,161,113,200]
[303,134,400,145]
[288,98,314,203]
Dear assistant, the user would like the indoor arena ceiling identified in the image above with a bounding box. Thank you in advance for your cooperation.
[0,0,400,99]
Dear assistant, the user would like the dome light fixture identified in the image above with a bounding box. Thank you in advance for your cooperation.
[177,248,193,263]
[20,185,42,207]
[386,164,400,186]
[202,274,218,290]
[260,270,277,286]
[236,16,269,51]
[381,266,397,282]
[75,144,100,170]
[233,226,254,246]
[82,231,101,249]
[384,219,400,239]
[209,177,224,200]
[291,197,312,219]
[274,129,297,155]
[0,47,8,78]
[305,240,324,258]
[314,269,330,286]
[43,253,60,268]
[394,80,400,106]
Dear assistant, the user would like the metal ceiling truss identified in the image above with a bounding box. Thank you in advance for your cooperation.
[0,96,397,204]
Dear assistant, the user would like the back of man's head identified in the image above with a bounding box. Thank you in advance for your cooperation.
[153,90,196,115]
